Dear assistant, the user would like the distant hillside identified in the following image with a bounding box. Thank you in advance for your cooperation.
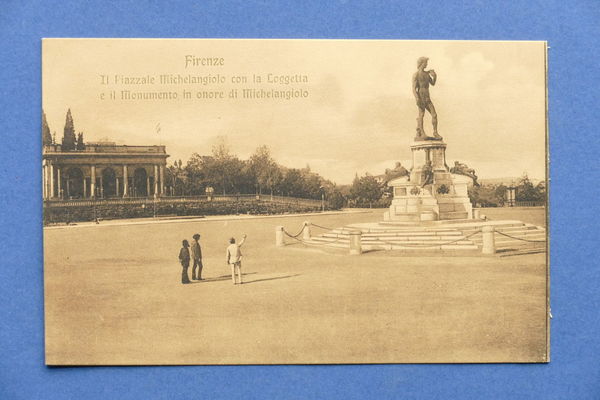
[479,177,544,186]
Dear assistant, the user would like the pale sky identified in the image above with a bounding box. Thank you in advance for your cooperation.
[43,39,546,184]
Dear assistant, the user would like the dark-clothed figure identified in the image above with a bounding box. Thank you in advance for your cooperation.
[191,233,203,280]
[179,240,191,284]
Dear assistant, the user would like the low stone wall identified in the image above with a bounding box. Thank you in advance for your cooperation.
[43,199,323,225]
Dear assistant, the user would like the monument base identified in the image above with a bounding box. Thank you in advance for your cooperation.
[384,174,473,222]
[384,139,473,222]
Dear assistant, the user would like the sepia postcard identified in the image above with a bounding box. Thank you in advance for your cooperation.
[42,39,549,365]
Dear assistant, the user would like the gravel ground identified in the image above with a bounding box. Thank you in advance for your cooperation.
[44,208,548,364]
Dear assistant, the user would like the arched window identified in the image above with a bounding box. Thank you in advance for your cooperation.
[133,168,148,197]
[102,167,117,197]
[65,167,84,198]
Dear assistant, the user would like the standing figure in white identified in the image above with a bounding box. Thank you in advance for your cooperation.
[226,234,247,285]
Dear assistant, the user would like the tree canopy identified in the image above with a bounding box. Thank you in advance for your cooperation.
[61,109,77,151]
[164,144,345,208]
[42,110,53,145]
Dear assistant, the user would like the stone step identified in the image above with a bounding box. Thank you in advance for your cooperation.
[337,227,464,233]
[302,242,479,251]
[462,222,545,231]
[444,220,529,229]
[363,244,479,251]
[325,235,462,241]
[497,227,546,234]
[302,240,348,249]
[438,211,470,220]
[362,235,468,241]
[464,225,539,234]
[327,231,464,238]
[469,231,546,242]
[496,242,546,249]
[498,248,547,257]
[350,225,465,232]
[469,229,546,237]
[315,234,468,241]
[310,237,476,246]
[471,238,546,246]
[387,212,422,222]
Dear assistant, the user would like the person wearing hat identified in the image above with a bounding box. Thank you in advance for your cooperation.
[226,234,246,285]
[178,239,191,284]
[191,233,203,280]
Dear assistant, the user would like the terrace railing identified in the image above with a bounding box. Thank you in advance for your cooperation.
[44,194,323,208]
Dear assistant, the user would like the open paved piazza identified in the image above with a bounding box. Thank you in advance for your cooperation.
[44,208,547,364]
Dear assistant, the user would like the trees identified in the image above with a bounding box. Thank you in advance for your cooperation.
[494,184,508,206]
[166,159,187,196]
[183,140,251,195]
[279,168,304,197]
[516,174,545,202]
[300,168,323,198]
[76,132,85,150]
[160,140,337,200]
[62,109,77,151]
[326,188,345,209]
[467,175,546,207]
[249,145,278,195]
[209,138,237,195]
[468,184,503,207]
[349,174,383,207]
[184,153,212,195]
[42,110,53,145]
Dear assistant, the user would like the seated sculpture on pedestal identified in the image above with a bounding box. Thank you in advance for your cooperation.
[449,161,479,186]
[383,162,409,183]
[420,161,434,188]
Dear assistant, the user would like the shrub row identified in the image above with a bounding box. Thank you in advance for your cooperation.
[43,199,323,225]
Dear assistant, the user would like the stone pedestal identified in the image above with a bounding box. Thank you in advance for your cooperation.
[385,139,473,222]
[409,140,448,185]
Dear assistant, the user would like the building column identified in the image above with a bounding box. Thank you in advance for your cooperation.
[83,176,87,198]
[116,177,120,197]
[57,167,62,199]
[100,176,104,198]
[91,165,96,198]
[42,163,47,200]
[49,161,55,198]
[159,165,165,196]
[146,174,151,197]
[154,164,159,197]
[123,165,128,197]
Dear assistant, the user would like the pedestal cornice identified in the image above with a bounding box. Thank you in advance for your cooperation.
[410,140,447,150]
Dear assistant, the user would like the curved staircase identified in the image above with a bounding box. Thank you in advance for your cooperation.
[301,220,546,255]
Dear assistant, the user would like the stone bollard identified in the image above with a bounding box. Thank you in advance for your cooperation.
[473,209,480,219]
[275,226,285,247]
[481,225,496,255]
[302,221,311,240]
[349,230,362,255]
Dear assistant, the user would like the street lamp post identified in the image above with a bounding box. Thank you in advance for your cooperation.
[506,184,516,207]
[153,192,157,218]
[320,185,325,212]
[205,186,214,201]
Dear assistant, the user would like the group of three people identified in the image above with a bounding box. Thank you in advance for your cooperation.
[178,233,247,285]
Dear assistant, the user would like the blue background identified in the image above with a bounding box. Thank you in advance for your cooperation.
[1,1,599,398]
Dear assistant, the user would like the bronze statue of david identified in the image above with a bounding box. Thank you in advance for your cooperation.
[413,57,442,140]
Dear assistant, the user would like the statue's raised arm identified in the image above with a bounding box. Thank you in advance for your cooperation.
[428,69,437,86]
